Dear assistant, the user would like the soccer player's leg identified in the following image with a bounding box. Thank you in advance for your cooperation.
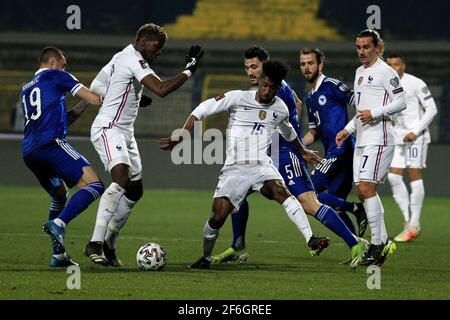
[329,164,368,238]
[388,145,411,241]
[256,163,329,256]
[357,145,396,267]
[312,166,357,235]
[190,197,236,269]
[103,138,143,266]
[104,179,142,267]
[24,155,72,267]
[86,128,129,265]
[213,198,250,263]
[191,166,251,269]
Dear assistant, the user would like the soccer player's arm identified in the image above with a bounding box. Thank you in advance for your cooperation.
[159,91,238,150]
[139,46,204,98]
[303,103,318,146]
[336,117,356,147]
[68,68,108,125]
[370,70,407,120]
[406,80,438,141]
[279,116,321,166]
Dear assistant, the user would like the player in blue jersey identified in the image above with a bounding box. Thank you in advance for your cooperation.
[21,47,105,267]
[213,46,367,268]
[300,48,368,239]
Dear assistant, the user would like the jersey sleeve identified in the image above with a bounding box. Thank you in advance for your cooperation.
[412,78,438,136]
[191,90,241,120]
[56,71,83,96]
[278,114,298,142]
[332,81,354,106]
[130,57,156,83]
[371,68,407,119]
[90,66,109,97]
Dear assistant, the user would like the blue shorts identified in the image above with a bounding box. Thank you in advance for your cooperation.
[277,150,315,197]
[310,150,353,199]
[23,139,91,196]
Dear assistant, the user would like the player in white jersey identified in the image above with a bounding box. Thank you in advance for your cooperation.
[336,29,407,267]
[386,53,438,242]
[84,23,205,266]
[161,60,330,269]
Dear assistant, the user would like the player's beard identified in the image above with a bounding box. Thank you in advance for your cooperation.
[305,69,319,84]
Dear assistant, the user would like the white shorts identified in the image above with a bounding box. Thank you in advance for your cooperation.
[91,126,142,181]
[390,143,428,169]
[214,163,284,208]
[353,145,394,184]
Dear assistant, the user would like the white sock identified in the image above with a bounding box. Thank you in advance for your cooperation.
[105,195,136,249]
[380,211,388,244]
[203,221,219,260]
[388,173,410,223]
[91,182,125,242]
[363,195,384,245]
[282,196,313,243]
[410,179,425,228]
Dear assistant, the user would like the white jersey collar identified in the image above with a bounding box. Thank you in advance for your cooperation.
[35,68,50,75]
[312,74,326,93]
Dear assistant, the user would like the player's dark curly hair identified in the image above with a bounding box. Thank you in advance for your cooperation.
[262,60,288,85]
[357,29,382,46]
[300,48,325,65]
[244,45,269,62]
[135,23,168,43]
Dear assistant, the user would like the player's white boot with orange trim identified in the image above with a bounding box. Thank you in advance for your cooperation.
[394,223,421,242]
[394,223,411,242]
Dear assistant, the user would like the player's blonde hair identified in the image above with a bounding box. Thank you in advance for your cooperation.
[135,23,168,43]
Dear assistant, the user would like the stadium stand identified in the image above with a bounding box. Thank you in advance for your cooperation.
[164,0,342,41]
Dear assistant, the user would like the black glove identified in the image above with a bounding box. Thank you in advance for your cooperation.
[184,45,204,74]
[139,95,153,108]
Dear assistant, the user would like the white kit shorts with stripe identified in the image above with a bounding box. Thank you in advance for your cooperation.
[91,126,142,181]
[353,145,395,184]
[390,143,428,169]
[214,162,285,208]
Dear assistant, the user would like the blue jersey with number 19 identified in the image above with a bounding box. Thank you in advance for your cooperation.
[21,68,82,156]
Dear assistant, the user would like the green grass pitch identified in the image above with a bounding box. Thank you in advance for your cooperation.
[0,186,449,299]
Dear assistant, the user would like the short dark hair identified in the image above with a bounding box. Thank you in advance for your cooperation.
[244,45,269,62]
[357,29,382,46]
[262,60,288,85]
[38,46,65,66]
[387,53,404,61]
[136,23,168,43]
[300,48,325,65]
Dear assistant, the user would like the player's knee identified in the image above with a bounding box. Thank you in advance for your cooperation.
[126,186,143,202]
[357,184,375,200]
[269,181,290,202]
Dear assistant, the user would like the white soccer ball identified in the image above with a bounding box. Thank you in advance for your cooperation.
[136,243,168,271]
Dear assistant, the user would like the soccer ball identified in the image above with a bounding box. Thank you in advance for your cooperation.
[136,243,168,271]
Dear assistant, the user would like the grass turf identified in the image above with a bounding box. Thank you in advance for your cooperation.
[0,186,449,299]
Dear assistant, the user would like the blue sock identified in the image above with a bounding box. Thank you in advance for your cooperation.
[317,192,354,212]
[48,194,67,255]
[58,182,104,225]
[315,205,358,248]
[231,198,249,251]
[48,195,67,221]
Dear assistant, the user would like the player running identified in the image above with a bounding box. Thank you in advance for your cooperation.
[386,53,438,242]
[336,29,407,266]
[21,46,104,267]
[84,23,204,266]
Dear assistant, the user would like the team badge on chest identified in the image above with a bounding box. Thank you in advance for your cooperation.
[358,76,364,85]
[318,95,327,106]
[259,110,266,120]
